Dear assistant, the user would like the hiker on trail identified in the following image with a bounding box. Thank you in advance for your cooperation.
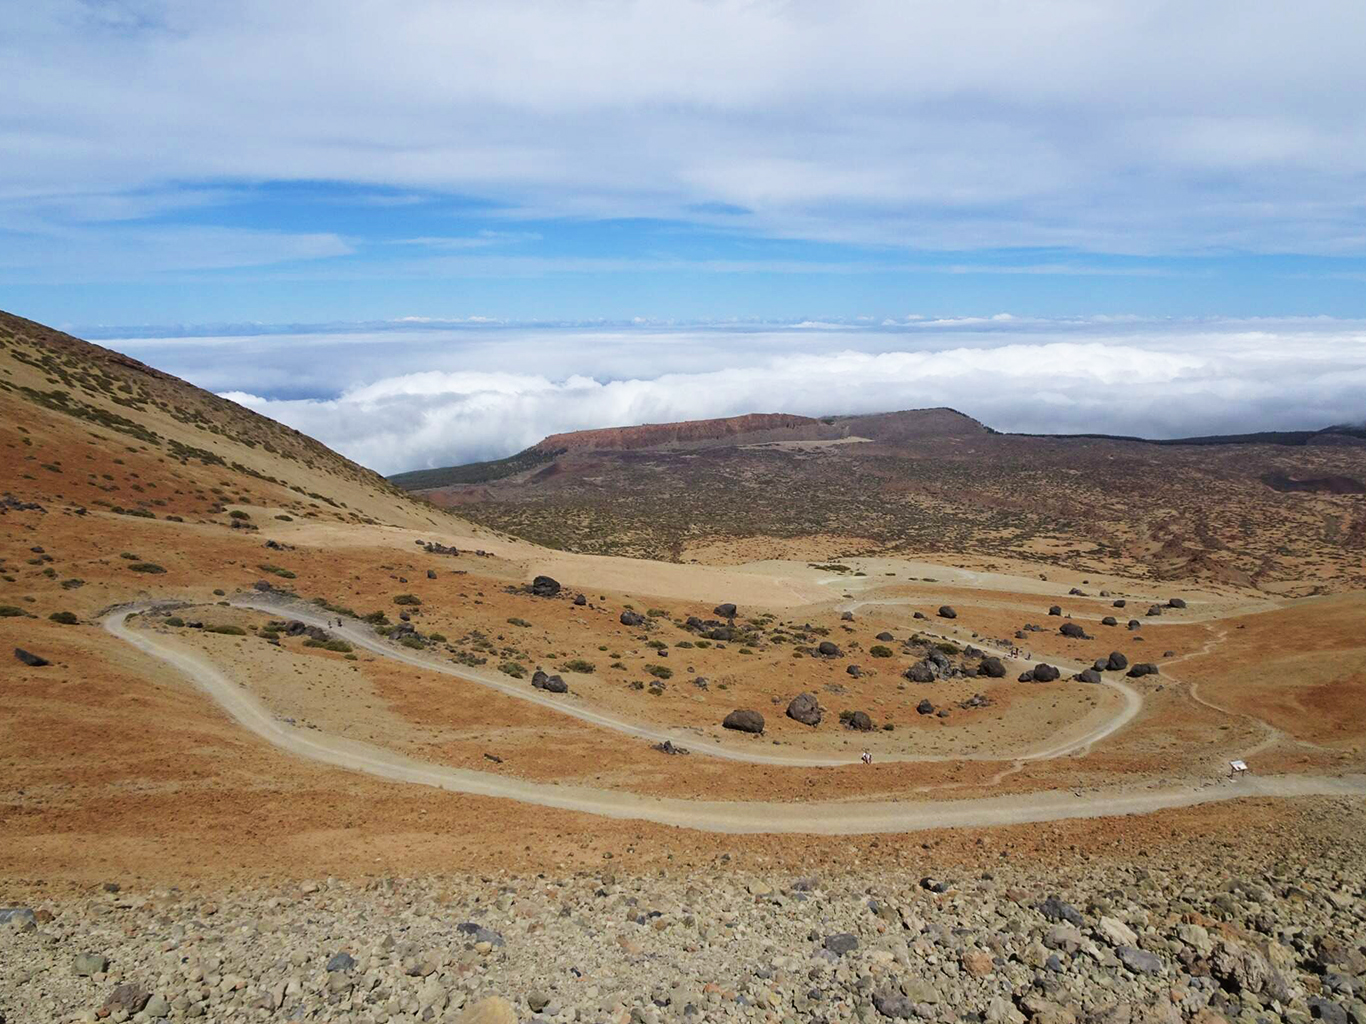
[860,750,872,765]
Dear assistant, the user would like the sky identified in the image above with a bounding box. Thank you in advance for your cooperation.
[3,1,1365,472]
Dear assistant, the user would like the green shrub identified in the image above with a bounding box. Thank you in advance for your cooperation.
[506,617,531,627]
[258,628,279,639]
[305,638,353,653]
[428,632,447,643]
[205,624,246,636]
[645,663,672,679]
[646,640,667,650]
[257,564,297,579]
[561,658,595,673]
[48,611,79,625]
[0,606,26,617]
[869,645,894,658]
[128,562,166,574]
[166,616,185,627]
[275,514,293,521]
[212,588,225,596]
[738,648,754,655]
[675,641,694,648]
[647,608,668,618]
[393,593,422,606]
[228,510,251,520]
[610,661,626,670]
[119,552,139,560]
[934,641,960,655]
[499,661,526,678]
[399,636,425,649]
[362,610,390,625]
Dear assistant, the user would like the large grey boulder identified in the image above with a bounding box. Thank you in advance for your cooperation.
[978,656,1006,678]
[723,709,765,734]
[786,692,822,727]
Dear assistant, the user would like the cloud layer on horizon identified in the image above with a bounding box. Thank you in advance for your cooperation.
[123,318,1366,475]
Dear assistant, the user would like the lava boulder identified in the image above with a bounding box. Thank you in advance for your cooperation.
[723,709,765,734]
[786,693,822,727]
[530,575,561,597]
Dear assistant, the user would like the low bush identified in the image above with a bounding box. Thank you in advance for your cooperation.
[48,611,79,625]
[393,593,422,606]
[645,663,673,679]
[128,562,166,574]
[561,658,596,673]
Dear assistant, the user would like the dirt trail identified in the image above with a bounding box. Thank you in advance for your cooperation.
[102,603,1366,835]
[225,593,1139,765]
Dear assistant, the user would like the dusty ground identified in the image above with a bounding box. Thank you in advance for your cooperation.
[2,312,1364,893]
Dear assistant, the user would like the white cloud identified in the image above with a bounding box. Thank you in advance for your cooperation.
[3,1,1365,257]
[193,319,1366,474]
[0,226,351,280]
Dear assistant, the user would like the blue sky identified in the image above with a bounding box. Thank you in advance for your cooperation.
[3,1,1366,331]
[3,2,1365,472]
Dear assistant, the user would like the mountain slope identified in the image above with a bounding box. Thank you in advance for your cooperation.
[395,408,1366,593]
[0,310,454,530]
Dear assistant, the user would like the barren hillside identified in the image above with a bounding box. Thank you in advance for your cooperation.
[0,310,460,531]
[400,409,1366,594]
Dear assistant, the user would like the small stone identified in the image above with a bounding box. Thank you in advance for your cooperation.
[962,949,995,977]
[74,952,108,976]
[1097,916,1138,947]
[458,996,518,1024]
[144,994,171,1017]
[102,983,150,1015]
[874,988,914,1018]
[325,951,357,972]
[824,932,859,956]
[1116,945,1163,975]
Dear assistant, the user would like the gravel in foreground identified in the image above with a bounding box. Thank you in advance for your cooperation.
[2,811,1365,1024]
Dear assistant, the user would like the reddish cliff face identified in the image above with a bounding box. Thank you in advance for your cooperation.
[536,413,828,452]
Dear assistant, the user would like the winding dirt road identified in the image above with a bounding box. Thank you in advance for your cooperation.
[103,600,1366,835]
[228,594,1139,766]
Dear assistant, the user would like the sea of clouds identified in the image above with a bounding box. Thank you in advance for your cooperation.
[107,317,1366,476]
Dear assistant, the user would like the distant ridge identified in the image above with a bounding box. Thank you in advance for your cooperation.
[538,412,827,452]
[388,407,1365,490]
[387,407,986,489]
[1014,425,1366,447]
